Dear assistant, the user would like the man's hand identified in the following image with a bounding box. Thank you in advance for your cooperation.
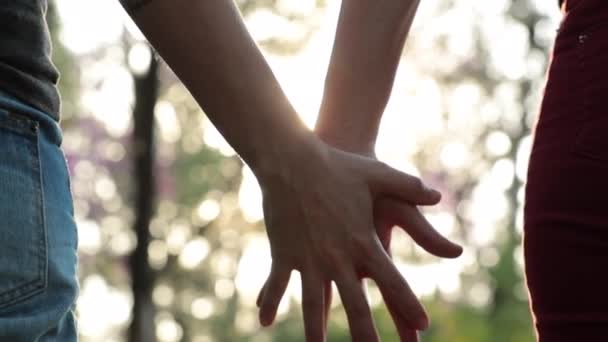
[254,137,448,342]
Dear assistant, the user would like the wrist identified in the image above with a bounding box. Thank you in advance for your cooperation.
[315,126,376,157]
[251,126,326,186]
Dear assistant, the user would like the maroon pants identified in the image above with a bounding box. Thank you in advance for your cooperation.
[524,0,608,341]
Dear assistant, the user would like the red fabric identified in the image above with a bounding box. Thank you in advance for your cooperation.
[524,0,608,340]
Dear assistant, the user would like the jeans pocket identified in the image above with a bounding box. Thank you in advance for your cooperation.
[572,24,608,162]
[0,110,47,309]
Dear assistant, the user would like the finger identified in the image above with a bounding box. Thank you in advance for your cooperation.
[256,280,267,308]
[373,210,393,255]
[385,295,420,342]
[302,271,326,342]
[360,268,418,342]
[398,328,419,342]
[356,281,420,341]
[259,262,291,326]
[368,162,441,205]
[335,272,379,342]
[323,280,332,329]
[377,198,463,258]
[366,248,428,330]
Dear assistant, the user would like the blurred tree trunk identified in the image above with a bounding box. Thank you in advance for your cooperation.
[128,54,159,342]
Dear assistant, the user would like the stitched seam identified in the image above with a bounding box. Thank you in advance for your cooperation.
[0,116,37,137]
[0,282,45,309]
[36,124,49,296]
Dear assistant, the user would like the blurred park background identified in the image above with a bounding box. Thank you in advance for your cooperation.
[48,0,562,341]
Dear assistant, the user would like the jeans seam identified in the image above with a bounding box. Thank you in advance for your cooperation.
[36,122,49,296]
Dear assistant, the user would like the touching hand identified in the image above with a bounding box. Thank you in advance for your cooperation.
[254,136,446,342]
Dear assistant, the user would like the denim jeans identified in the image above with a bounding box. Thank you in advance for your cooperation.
[0,93,78,341]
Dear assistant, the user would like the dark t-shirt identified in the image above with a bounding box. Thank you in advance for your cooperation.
[0,0,60,121]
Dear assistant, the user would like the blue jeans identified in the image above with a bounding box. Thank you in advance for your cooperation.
[0,93,78,341]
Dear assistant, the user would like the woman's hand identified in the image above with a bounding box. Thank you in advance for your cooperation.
[254,137,444,342]
[366,151,463,342]
[257,135,463,342]
[358,149,463,261]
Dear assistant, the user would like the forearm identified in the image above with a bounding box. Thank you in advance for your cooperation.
[122,0,313,177]
[315,0,420,152]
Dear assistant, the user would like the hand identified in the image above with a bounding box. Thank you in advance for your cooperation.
[345,148,462,261]
[330,141,463,341]
[257,134,463,341]
[368,152,463,342]
[254,136,446,342]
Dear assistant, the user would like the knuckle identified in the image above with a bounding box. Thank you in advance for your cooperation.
[352,235,382,263]
[355,236,377,258]
[320,248,348,271]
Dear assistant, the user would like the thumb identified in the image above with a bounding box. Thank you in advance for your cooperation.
[368,162,441,205]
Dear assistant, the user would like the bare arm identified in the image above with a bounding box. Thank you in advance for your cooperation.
[123,0,310,176]
[119,1,440,341]
[318,1,463,259]
[315,0,420,152]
